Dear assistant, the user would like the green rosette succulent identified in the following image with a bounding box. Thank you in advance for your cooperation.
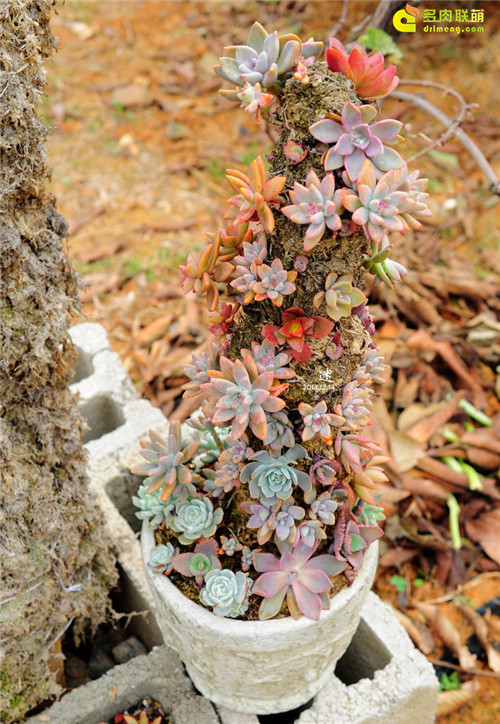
[169,497,223,545]
[200,569,251,618]
[172,539,221,583]
[132,484,179,530]
[149,543,177,575]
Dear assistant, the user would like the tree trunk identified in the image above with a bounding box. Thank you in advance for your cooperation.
[0,2,117,720]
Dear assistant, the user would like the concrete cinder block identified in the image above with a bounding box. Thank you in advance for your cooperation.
[29,646,219,724]
[297,592,439,724]
[67,323,438,724]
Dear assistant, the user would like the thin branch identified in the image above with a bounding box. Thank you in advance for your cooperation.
[330,0,350,39]
[391,89,500,195]
[427,658,500,680]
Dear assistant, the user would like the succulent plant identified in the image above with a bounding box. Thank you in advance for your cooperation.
[310,491,338,525]
[283,140,308,164]
[395,165,432,229]
[225,155,286,233]
[210,448,243,494]
[169,497,223,545]
[331,518,383,571]
[351,454,389,504]
[355,500,385,527]
[200,353,287,440]
[133,484,178,530]
[237,81,274,118]
[241,546,254,572]
[340,161,431,245]
[131,424,200,502]
[335,380,373,432]
[299,401,344,445]
[251,258,298,307]
[242,339,295,380]
[233,235,268,268]
[252,541,346,620]
[334,432,380,475]
[220,535,243,556]
[309,101,403,182]
[208,302,240,342]
[282,170,343,251]
[325,332,344,360]
[354,346,387,386]
[123,712,162,724]
[365,240,408,288]
[241,499,276,544]
[179,229,235,311]
[148,543,177,575]
[171,539,221,583]
[214,22,322,99]
[264,410,295,450]
[293,254,309,272]
[183,342,220,399]
[263,307,334,363]
[241,446,311,506]
[313,272,366,322]
[352,301,375,336]
[200,569,251,617]
[309,455,341,486]
[326,39,399,99]
[297,519,327,548]
[217,222,255,260]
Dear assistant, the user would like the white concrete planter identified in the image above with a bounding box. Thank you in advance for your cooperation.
[141,522,378,715]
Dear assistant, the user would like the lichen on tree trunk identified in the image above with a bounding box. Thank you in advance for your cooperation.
[0,2,117,720]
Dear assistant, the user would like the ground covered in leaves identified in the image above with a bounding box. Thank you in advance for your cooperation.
[47,2,499,721]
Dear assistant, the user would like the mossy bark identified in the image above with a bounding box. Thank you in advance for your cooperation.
[0,2,117,720]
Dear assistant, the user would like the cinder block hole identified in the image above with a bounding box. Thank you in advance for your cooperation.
[80,395,125,443]
[334,618,392,685]
[71,346,94,383]
[105,471,144,533]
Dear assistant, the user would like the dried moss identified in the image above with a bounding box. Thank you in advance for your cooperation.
[0,3,117,721]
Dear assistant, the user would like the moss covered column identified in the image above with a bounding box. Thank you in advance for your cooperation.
[0,2,116,720]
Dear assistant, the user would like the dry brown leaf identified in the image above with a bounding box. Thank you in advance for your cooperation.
[394,609,435,655]
[416,457,500,500]
[415,602,477,670]
[398,402,443,433]
[388,431,426,473]
[403,392,463,444]
[73,238,126,264]
[134,314,174,347]
[436,679,480,717]
[455,601,500,673]
[401,474,450,504]
[465,509,500,566]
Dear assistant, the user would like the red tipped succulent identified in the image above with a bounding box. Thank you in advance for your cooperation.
[326,39,399,100]
[262,307,333,363]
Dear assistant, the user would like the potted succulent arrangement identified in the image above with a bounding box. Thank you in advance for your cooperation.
[134,21,431,714]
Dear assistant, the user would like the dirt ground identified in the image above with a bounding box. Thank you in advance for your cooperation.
[46,1,500,721]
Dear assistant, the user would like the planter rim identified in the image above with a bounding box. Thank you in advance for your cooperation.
[142,521,378,637]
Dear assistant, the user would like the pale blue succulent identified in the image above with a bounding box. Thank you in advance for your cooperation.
[241,446,311,506]
[149,543,177,574]
[170,497,223,545]
[200,569,250,618]
[310,492,338,525]
[357,501,385,527]
[268,497,305,542]
[241,546,254,572]
[297,520,326,548]
[133,484,178,529]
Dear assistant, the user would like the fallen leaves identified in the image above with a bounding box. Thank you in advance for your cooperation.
[465,509,500,567]
[415,601,477,670]
[436,679,481,717]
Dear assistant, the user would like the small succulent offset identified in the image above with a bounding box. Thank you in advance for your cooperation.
[309,101,403,182]
[331,519,383,571]
[251,258,297,307]
[243,339,295,380]
[252,542,346,620]
[299,401,344,445]
[179,229,235,312]
[281,170,343,251]
[263,307,334,363]
[264,410,295,450]
[172,539,221,583]
[169,497,223,545]
[182,342,220,399]
[326,39,399,99]
[200,569,251,617]
[364,240,408,289]
[131,424,200,502]
[335,380,373,432]
[133,484,178,530]
[313,273,366,322]
[242,446,311,505]
[149,543,177,575]
[225,155,286,233]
